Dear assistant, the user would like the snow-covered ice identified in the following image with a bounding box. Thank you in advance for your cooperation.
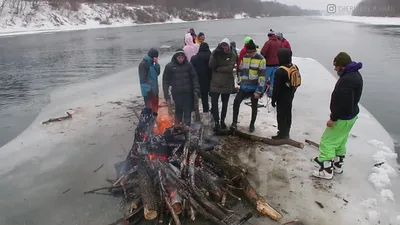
[314,15,400,25]
[0,54,399,224]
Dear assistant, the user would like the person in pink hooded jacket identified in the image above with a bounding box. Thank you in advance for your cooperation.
[183,33,199,61]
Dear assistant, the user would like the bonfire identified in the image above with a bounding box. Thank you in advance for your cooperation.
[84,105,306,225]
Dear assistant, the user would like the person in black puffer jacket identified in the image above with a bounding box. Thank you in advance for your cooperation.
[163,49,200,126]
[190,42,212,112]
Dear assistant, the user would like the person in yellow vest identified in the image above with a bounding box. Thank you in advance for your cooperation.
[196,32,205,45]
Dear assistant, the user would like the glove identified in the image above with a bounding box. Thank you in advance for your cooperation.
[271,101,276,108]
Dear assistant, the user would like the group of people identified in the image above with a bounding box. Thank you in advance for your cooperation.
[138,28,363,180]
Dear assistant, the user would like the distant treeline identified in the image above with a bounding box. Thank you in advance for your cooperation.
[352,0,399,17]
[50,0,320,16]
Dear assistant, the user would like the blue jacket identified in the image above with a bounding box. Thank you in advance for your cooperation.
[138,55,160,96]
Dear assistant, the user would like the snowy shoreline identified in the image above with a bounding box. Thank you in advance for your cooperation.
[0,2,249,37]
[0,55,398,224]
[314,15,400,25]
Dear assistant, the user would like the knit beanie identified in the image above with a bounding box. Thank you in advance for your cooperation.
[175,48,185,57]
[147,48,159,58]
[268,29,275,37]
[246,40,257,51]
[333,52,352,67]
[198,32,205,38]
[244,36,252,44]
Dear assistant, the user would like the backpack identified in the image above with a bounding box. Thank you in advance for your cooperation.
[279,64,301,88]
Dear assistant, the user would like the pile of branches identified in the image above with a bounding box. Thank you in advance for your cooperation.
[86,108,283,224]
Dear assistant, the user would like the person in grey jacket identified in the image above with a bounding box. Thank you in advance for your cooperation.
[163,49,200,126]
[209,38,237,131]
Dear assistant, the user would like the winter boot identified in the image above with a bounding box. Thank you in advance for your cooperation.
[230,122,237,131]
[333,156,345,174]
[220,120,227,130]
[214,122,221,132]
[312,158,334,180]
[271,131,289,140]
[249,123,255,133]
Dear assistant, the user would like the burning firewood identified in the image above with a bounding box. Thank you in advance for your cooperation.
[90,107,288,224]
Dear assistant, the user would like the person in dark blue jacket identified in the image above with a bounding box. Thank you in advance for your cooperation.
[139,48,160,115]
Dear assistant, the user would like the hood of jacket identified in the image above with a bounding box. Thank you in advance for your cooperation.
[339,61,363,76]
[143,55,153,64]
[220,38,230,46]
[197,43,211,60]
[171,49,188,65]
[185,33,195,46]
[277,48,292,66]
[268,35,278,41]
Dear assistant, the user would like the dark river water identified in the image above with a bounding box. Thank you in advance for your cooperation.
[1,16,400,156]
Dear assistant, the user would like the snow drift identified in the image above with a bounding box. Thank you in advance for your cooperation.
[0,54,399,225]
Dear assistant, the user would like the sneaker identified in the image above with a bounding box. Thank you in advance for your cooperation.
[220,121,227,130]
[249,124,255,133]
[333,156,344,174]
[312,158,334,180]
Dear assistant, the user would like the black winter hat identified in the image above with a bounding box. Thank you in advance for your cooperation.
[147,48,159,58]
[334,52,352,67]
[246,40,257,52]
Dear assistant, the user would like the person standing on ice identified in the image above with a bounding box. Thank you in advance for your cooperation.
[163,49,200,126]
[196,32,205,45]
[261,29,282,97]
[276,32,291,50]
[138,48,160,116]
[271,48,300,140]
[190,42,212,112]
[183,33,199,62]
[312,52,363,180]
[231,40,266,133]
[209,38,237,131]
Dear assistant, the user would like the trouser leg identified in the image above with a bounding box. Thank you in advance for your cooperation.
[172,94,183,124]
[201,91,209,112]
[182,93,193,126]
[210,92,220,123]
[220,93,230,122]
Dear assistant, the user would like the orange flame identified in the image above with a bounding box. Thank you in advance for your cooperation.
[153,108,174,135]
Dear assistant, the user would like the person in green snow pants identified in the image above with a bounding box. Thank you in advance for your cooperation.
[312,52,363,180]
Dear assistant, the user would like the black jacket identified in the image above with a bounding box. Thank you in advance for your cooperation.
[330,62,363,121]
[190,43,212,93]
[162,51,200,101]
[272,48,296,104]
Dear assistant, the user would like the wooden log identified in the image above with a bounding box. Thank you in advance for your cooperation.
[158,170,181,225]
[305,139,319,148]
[216,129,304,149]
[138,161,158,220]
[188,197,226,225]
[42,112,72,125]
[198,151,283,221]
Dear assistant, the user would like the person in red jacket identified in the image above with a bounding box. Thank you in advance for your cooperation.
[277,32,291,50]
[238,37,252,69]
[261,29,282,97]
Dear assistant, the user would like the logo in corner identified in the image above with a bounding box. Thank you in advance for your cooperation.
[327,4,337,13]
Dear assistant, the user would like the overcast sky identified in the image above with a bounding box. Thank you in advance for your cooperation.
[272,0,362,10]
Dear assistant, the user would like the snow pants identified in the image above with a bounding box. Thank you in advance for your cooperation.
[318,116,358,162]
[266,66,278,96]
